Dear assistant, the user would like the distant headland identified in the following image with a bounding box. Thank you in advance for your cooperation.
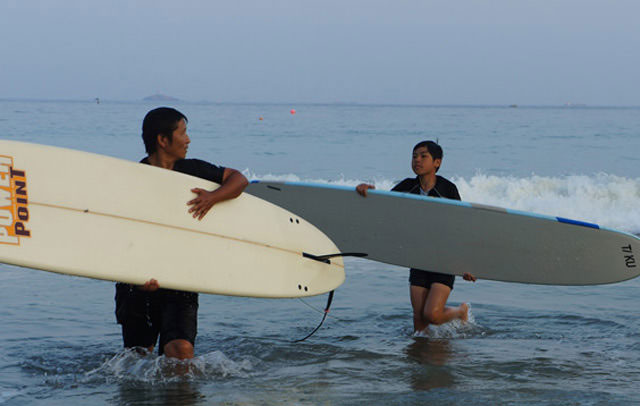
[142,94,180,102]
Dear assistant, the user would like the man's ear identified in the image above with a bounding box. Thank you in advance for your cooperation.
[434,158,442,170]
[156,134,169,149]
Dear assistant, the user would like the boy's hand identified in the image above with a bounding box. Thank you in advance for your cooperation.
[356,183,375,197]
[463,272,477,282]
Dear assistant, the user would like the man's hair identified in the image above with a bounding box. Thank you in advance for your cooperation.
[413,140,443,172]
[141,107,188,154]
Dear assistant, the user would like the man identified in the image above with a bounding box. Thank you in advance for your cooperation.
[115,107,248,359]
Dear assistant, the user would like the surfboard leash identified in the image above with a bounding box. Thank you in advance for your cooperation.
[294,290,334,342]
[294,252,366,342]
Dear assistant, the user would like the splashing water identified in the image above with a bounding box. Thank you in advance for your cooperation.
[412,304,480,339]
[83,349,253,384]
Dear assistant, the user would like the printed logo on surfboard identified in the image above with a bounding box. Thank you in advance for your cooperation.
[621,244,636,269]
[0,155,31,245]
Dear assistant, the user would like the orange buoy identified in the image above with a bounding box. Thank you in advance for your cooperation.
[290,109,296,115]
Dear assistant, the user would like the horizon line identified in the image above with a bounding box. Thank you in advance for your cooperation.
[1,97,639,109]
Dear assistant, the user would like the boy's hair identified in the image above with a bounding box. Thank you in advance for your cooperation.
[413,140,443,160]
[142,107,188,154]
[413,140,443,172]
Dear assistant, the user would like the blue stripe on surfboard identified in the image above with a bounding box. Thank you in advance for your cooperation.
[251,180,603,231]
[556,217,600,229]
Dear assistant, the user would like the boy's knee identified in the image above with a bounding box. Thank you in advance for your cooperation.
[424,309,443,325]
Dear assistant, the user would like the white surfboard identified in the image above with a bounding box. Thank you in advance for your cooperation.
[0,140,344,298]
[247,181,640,285]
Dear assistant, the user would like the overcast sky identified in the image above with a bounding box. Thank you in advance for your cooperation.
[1,0,639,105]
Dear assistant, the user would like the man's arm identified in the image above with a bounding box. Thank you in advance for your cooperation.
[188,168,248,220]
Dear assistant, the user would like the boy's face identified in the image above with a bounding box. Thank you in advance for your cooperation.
[411,146,441,176]
[159,119,190,159]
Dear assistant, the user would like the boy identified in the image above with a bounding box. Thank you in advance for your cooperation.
[356,140,475,333]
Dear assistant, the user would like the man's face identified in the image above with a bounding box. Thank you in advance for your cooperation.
[163,119,190,159]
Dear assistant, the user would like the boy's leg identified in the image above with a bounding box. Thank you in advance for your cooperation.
[409,285,429,333]
[423,283,468,325]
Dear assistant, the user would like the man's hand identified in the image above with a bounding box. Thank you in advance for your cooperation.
[356,183,375,197]
[187,169,248,221]
[188,188,219,220]
[139,278,159,292]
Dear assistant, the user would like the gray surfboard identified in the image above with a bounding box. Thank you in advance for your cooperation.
[247,181,640,285]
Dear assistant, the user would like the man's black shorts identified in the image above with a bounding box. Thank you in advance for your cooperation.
[115,284,198,355]
[409,269,455,290]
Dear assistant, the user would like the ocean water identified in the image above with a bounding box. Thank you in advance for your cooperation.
[1,100,639,405]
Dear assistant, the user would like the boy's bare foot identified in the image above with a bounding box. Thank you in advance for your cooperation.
[459,303,469,322]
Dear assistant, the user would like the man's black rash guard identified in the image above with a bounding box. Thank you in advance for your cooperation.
[140,157,226,184]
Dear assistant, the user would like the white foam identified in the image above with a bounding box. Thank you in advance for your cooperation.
[455,173,640,234]
[191,350,253,378]
[243,169,400,191]
[246,171,640,234]
[83,349,252,383]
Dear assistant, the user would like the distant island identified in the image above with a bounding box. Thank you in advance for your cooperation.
[142,94,180,102]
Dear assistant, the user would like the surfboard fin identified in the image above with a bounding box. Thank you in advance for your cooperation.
[302,252,368,264]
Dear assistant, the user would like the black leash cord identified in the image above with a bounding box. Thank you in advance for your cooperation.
[294,290,334,342]
[293,251,363,342]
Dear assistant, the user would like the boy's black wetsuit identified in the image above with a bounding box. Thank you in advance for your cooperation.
[391,175,461,290]
[115,158,225,354]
